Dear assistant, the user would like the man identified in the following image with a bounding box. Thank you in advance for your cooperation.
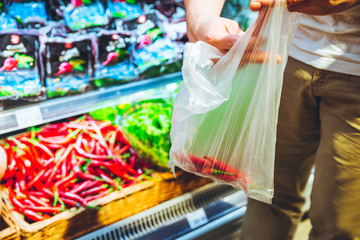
[184,0,360,239]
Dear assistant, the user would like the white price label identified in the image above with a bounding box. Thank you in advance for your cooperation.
[186,208,208,229]
[15,106,43,128]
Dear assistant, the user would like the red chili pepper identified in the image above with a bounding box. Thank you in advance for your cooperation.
[42,157,55,168]
[66,123,93,131]
[203,156,241,175]
[9,188,25,210]
[138,159,153,169]
[116,127,129,145]
[95,142,105,155]
[46,143,64,150]
[107,164,132,181]
[79,184,108,197]
[59,192,87,206]
[27,195,50,207]
[15,171,27,192]
[14,181,22,197]
[10,147,39,174]
[42,167,54,181]
[88,138,96,153]
[84,189,112,202]
[113,145,121,153]
[69,180,92,194]
[22,199,37,207]
[121,178,140,188]
[3,149,16,181]
[54,147,66,160]
[187,154,213,170]
[86,159,113,168]
[24,205,61,214]
[76,180,103,194]
[60,161,67,178]
[22,209,48,222]
[20,137,54,158]
[96,168,121,190]
[20,142,41,169]
[81,138,90,151]
[5,178,13,188]
[89,121,112,156]
[187,154,249,183]
[75,145,113,160]
[27,191,49,200]
[113,157,139,176]
[98,120,112,130]
[38,186,54,199]
[201,167,240,182]
[38,128,81,145]
[59,196,79,208]
[46,144,74,186]
[54,172,76,188]
[73,165,99,181]
[119,144,131,155]
[128,155,136,168]
[105,130,116,151]
[26,169,46,190]
[39,123,68,136]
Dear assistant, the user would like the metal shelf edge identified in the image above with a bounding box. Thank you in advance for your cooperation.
[0,72,182,136]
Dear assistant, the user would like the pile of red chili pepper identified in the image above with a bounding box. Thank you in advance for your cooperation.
[1,116,152,222]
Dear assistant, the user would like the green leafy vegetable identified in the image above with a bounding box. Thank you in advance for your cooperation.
[119,99,173,169]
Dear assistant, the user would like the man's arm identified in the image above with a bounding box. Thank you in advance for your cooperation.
[249,0,360,15]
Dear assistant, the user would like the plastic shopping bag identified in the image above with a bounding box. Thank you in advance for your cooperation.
[168,0,300,203]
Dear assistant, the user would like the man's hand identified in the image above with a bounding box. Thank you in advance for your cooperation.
[184,0,280,63]
[187,16,243,54]
[249,0,360,15]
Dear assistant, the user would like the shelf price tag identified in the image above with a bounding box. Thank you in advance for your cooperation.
[15,106,43,129]
[186,208,208,229]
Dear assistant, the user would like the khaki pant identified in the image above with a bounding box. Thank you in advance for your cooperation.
[241,57,360,240]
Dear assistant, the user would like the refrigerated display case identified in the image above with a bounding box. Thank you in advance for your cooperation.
[0,71,249,240]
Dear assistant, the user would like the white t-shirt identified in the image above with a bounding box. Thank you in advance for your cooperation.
[289,5,360,76]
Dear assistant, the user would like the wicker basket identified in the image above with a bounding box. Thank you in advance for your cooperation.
[1,170,212,240]
[0,197,20,240]
[0,218,20,240]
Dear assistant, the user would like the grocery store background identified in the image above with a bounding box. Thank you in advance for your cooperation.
[0,0,312,239]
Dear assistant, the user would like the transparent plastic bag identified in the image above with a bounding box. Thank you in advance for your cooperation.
[168,0,300,203]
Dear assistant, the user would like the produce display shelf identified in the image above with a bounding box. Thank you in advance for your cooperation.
[75,183,247,240]
[0,72,182,136]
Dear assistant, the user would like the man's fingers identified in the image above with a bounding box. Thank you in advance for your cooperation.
[249,0,273,11]
[242,51,282,64]
[247,36,265,51]
[215,34,242,54]
[286,0,311,13]
[249,1,262,11]
[224,19,243,35]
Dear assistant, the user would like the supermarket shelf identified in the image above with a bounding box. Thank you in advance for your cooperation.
[76,183,247,240]
[0,72,182,136]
